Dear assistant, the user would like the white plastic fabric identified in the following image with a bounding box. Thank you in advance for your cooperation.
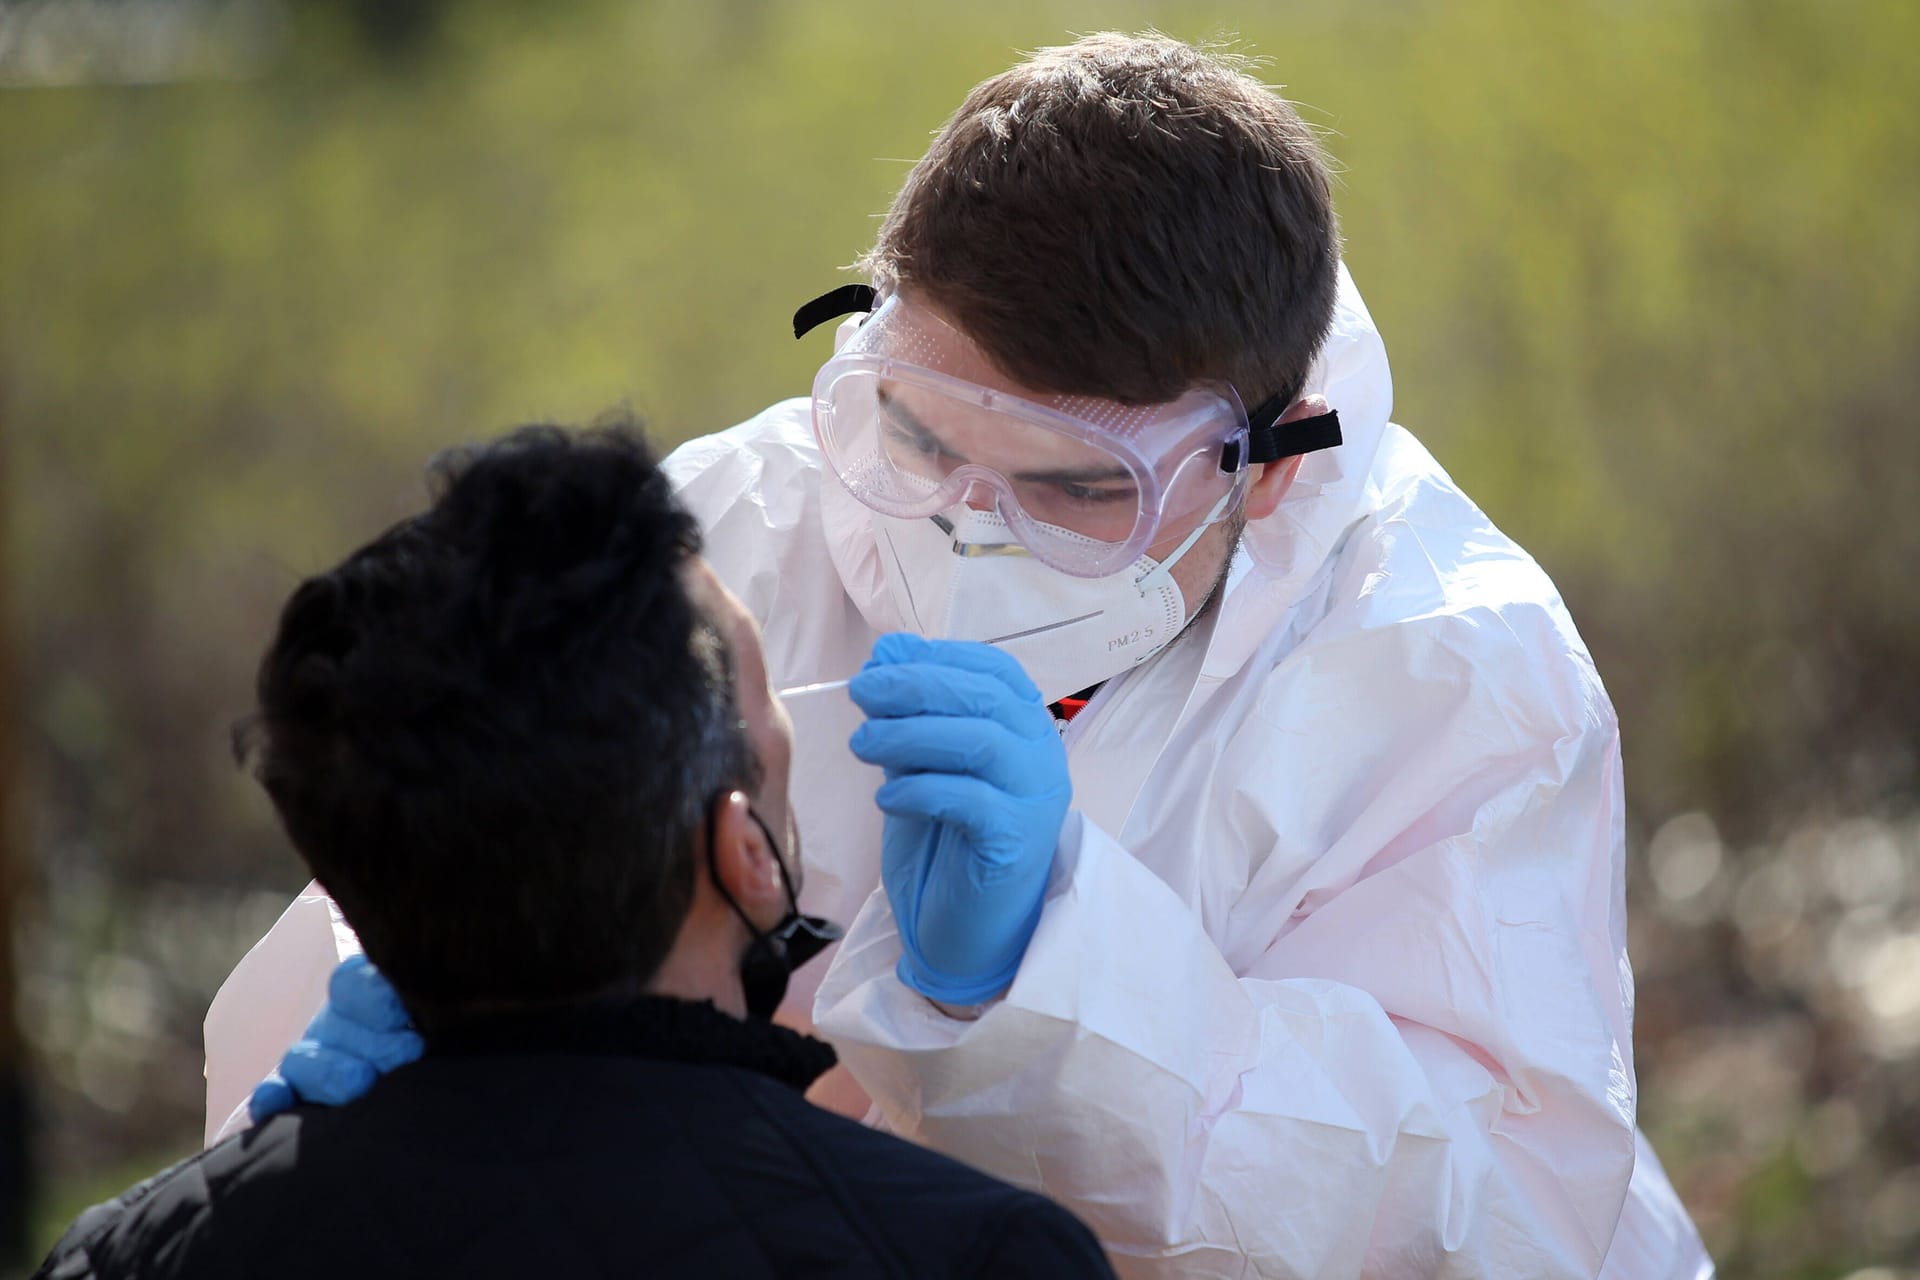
[201,263,1712,1278]
[202,884,362,1145]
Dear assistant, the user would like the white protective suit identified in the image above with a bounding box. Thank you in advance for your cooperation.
[203,266,1711,1279]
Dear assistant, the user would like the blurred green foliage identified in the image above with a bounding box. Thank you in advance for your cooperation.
[3,0,1917,1272]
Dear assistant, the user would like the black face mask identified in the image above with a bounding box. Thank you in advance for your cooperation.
[708,804,844,1021]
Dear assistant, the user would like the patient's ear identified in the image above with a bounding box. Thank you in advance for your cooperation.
[709,790,784,928]
[1244,395,1328,522]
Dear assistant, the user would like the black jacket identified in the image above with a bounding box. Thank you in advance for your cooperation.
[37,997,1115,1279]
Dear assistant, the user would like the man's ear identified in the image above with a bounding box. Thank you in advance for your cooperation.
[709,790,783,923]
[1243,395,1330,522]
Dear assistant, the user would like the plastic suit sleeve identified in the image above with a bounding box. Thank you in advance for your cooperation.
[202,881,363,1145]
[815,726,1636,1279]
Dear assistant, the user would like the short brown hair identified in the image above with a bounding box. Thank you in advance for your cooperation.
[865,32,1340,409]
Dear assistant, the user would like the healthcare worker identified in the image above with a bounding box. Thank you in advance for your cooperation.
[206,32,1713,1280]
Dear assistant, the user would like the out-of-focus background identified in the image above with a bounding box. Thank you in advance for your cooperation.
[0,0,1915,1273]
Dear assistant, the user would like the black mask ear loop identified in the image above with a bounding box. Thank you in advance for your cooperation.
[705,798,844,1020]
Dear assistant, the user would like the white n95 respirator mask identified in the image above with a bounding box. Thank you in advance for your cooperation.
[870,502,1224,705]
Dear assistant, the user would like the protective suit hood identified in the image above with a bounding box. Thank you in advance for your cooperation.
[1208,260,1394,679]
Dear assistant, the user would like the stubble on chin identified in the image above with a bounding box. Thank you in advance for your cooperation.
[1168,510,1246,653]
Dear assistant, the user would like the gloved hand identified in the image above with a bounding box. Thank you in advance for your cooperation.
[247,955,424,1125]
[849,633,1072,1005]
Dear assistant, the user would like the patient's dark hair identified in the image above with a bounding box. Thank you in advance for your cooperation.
[242,418,755,1013]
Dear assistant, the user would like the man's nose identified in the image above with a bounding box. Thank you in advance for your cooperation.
[960,478,997,513]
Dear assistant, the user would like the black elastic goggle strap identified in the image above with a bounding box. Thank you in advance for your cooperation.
[793,284,879,339]
[1232,395,1344,469]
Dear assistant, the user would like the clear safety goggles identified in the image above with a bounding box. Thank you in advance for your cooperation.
[794,285,1343,579]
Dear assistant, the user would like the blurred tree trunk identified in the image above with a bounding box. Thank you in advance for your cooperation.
[0,385,30,1264]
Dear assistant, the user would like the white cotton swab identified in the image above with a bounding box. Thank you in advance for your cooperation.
[776,678,851,700]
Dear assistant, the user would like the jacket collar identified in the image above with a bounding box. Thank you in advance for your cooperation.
[425,995,838,1094]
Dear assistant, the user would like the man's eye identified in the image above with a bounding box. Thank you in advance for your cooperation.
[1058,483,1135,505]
[883,422,941,455]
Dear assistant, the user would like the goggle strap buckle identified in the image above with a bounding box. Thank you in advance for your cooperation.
[793,284,879,339]
[1243,401,1344,465]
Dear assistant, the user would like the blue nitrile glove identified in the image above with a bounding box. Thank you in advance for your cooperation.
[246,955,423,1125]
[848,633,1072,1005]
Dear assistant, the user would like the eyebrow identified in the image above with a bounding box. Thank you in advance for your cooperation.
[1010,463,1134,486]
[877,386,1133,487]
[877,386,958,456]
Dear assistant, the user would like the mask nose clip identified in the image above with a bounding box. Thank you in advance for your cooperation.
[931,506,1034,561]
